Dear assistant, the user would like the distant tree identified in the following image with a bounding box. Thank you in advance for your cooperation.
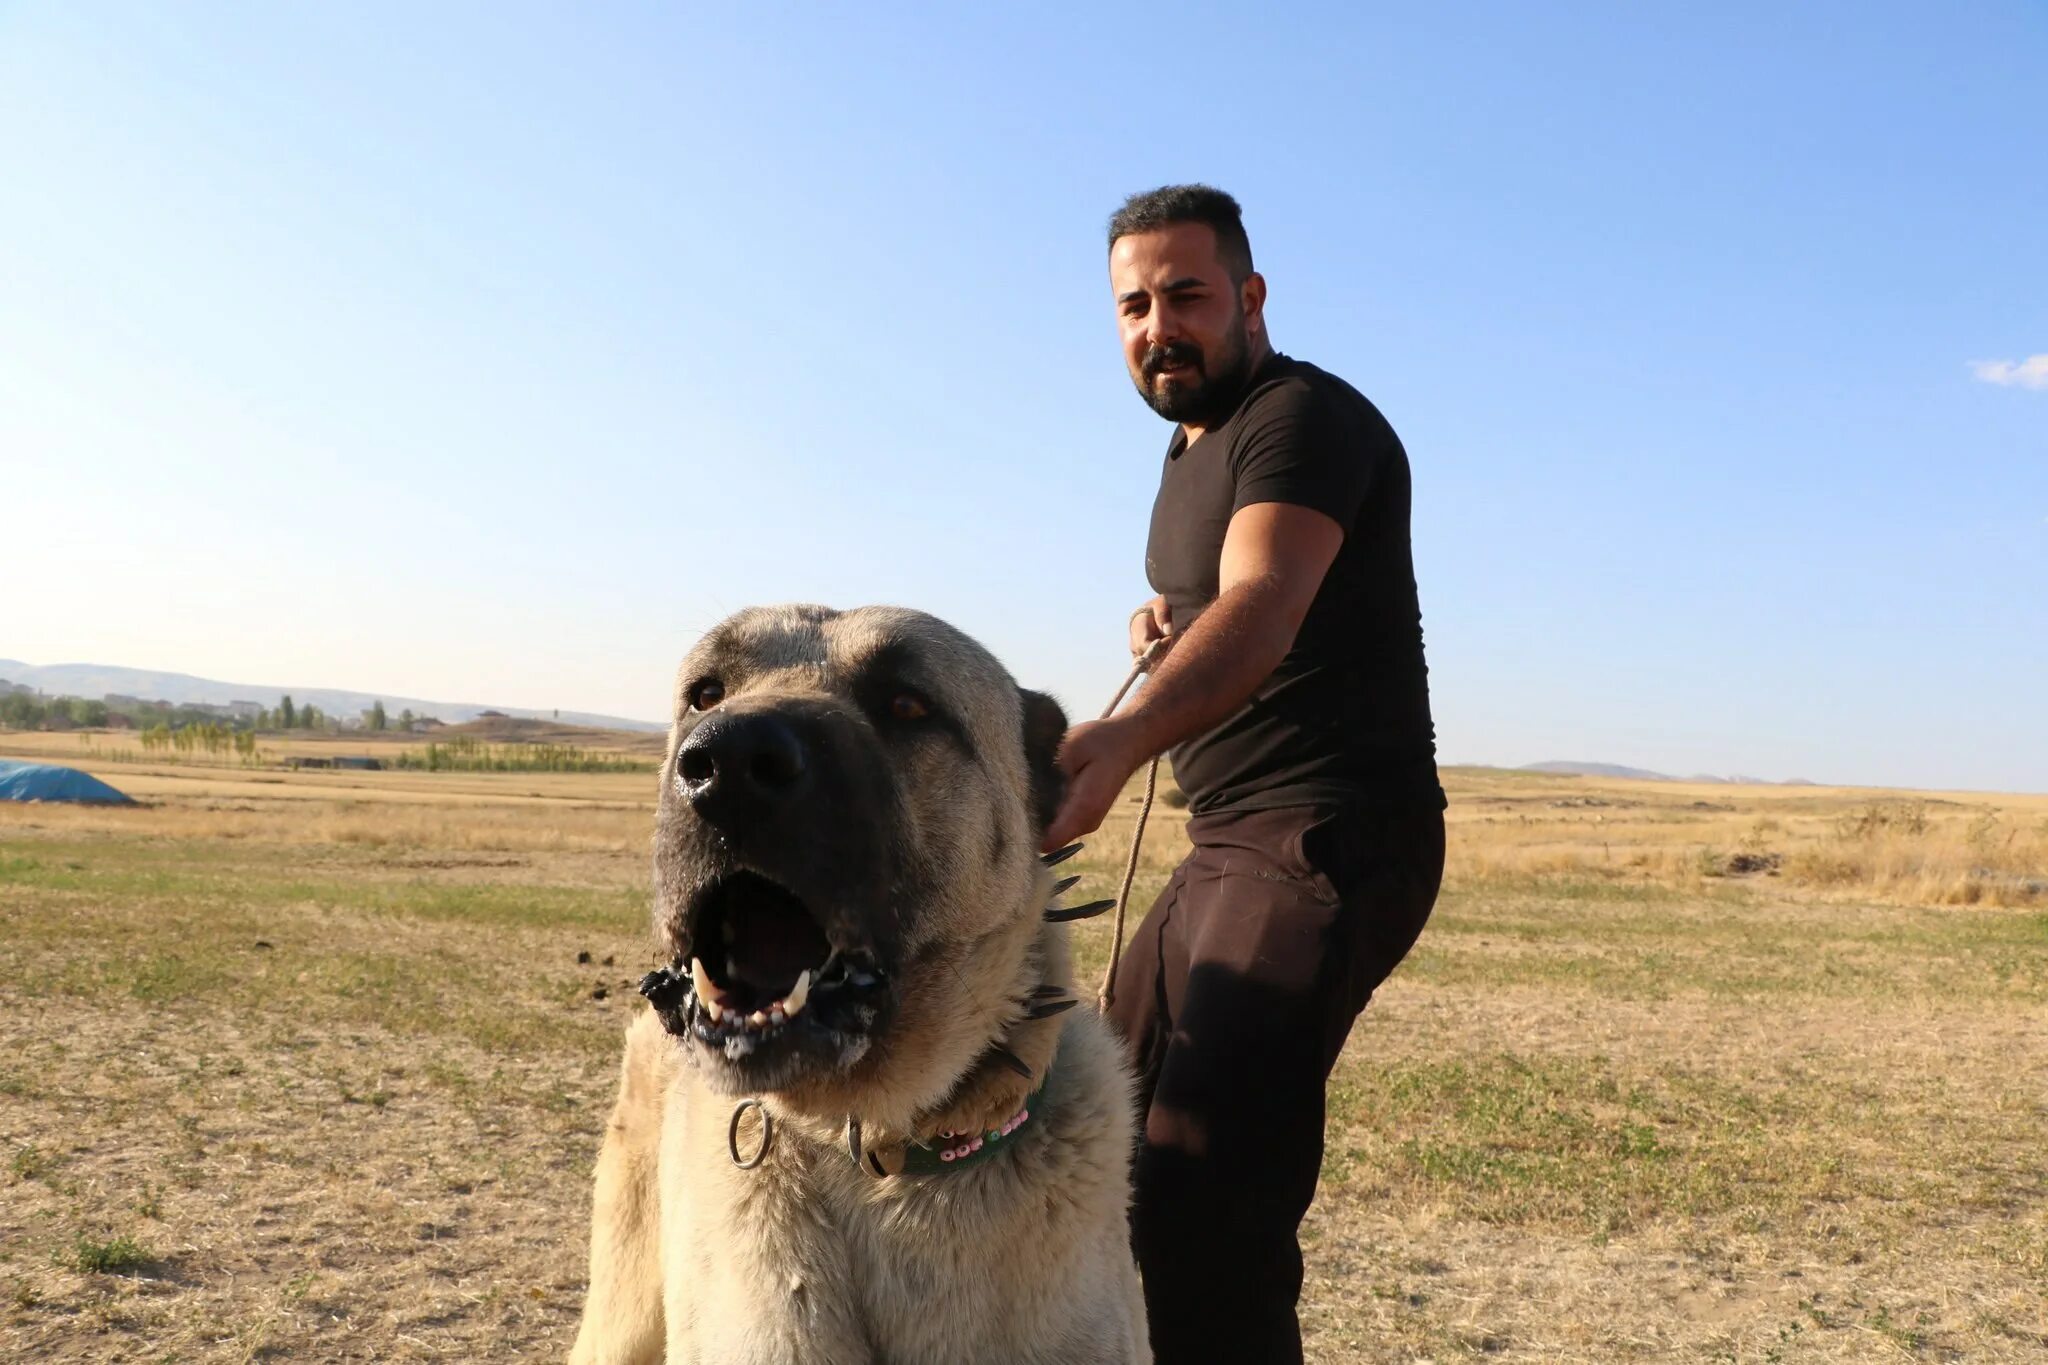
[74,699,110,727]
[301,704,322,730]
[369,701,387,732]
[1,693,43,728]
[279,695,296,729]
[399,708,415,728]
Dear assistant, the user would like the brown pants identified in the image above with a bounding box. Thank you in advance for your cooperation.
[1107,800,1445,1365]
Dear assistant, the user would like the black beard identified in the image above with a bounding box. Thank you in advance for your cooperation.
[1132,324,1255,427]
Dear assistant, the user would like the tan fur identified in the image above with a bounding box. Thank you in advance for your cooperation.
[570,606,1148,1365]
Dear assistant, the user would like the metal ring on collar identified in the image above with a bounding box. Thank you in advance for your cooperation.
[728,1097,774,1170]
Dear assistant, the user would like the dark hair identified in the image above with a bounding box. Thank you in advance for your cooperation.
[1107,184,1254,282]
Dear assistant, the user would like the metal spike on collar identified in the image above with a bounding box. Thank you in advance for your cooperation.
[1045,898,1116,924]
[989,1044,1033,1080]
[1049,873,1082,898]
[1023,997,1079,1021]
[1041,843,1084,868]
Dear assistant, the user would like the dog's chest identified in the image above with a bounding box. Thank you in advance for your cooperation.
[665,1142,1085,1364]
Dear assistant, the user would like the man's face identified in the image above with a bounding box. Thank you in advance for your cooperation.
[1110,222,1262,427]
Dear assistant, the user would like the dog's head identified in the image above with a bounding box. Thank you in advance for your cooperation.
[648,605,1068,1109]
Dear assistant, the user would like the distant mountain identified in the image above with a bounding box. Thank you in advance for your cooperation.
[0,659,666,733]
[1522,761,1676,781]
[1521,761,1819,787]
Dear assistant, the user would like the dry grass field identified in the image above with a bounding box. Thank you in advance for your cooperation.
[3,730,2044,1362]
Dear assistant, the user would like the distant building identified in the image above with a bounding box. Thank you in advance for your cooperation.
[226,700,263,720]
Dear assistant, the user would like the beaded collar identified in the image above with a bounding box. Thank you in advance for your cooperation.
[725,1068,1053,1178]
[883,1075,1048,1177]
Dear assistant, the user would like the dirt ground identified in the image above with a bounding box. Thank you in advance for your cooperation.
[3,737,2043,1361]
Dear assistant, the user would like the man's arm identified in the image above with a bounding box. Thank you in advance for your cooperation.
[1042,501,1343,851]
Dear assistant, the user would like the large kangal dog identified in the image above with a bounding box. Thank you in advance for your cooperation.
[570,605,1149,1364]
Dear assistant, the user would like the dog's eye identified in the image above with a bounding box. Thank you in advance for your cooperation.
[889,691,930,722]
[688,680,725,712]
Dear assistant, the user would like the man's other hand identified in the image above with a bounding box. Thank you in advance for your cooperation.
[1129,596,1175,658]
[1042,717,1148,853]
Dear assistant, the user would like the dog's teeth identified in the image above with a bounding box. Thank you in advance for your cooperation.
[691,957,722,1006]
[768,1005,786,1026]
[748,1010,769,1028]
[783,970,811,1016]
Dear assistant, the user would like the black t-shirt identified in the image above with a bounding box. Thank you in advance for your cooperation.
[1145,353,1443,814]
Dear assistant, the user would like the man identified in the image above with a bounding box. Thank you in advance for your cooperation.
[1044,185,1446,1364]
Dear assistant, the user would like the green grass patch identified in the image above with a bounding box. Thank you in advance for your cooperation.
[9,1141,51,1181]
[57,1233,154,1275]
[1317,1050,1976,1235]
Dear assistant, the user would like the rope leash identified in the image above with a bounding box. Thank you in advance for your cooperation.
[1094,637,1167,1013]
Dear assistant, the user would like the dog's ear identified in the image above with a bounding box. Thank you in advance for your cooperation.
[1018,688,1069,834]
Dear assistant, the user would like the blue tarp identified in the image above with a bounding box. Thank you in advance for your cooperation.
[0,760,136,804]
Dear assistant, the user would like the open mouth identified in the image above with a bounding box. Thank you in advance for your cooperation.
[693,871,831,1024]
[641,871,887,1050]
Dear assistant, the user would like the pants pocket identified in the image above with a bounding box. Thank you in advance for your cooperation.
[1280,808,1347,906]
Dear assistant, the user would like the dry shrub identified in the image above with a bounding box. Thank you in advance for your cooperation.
[1785,803,2048,907]
[1439,773,2048,910]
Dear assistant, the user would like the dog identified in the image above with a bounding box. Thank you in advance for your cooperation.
[569,605,1149,1364]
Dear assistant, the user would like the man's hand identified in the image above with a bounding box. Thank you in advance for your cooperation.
[1128,596,1175,658]
[1041,716,1150,853]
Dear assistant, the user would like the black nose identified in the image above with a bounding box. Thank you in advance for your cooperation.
[676,712,809,827]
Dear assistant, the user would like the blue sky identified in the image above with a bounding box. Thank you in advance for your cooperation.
[3,2,2042,791]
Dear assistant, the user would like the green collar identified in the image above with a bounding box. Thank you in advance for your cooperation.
[866,1072,1050,1178]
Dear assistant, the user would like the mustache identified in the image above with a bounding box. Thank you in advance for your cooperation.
[1141,343,1204,380]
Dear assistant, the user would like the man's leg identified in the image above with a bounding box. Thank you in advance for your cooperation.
[1116,804,1443,1365]
[1106,854,1192,1125]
